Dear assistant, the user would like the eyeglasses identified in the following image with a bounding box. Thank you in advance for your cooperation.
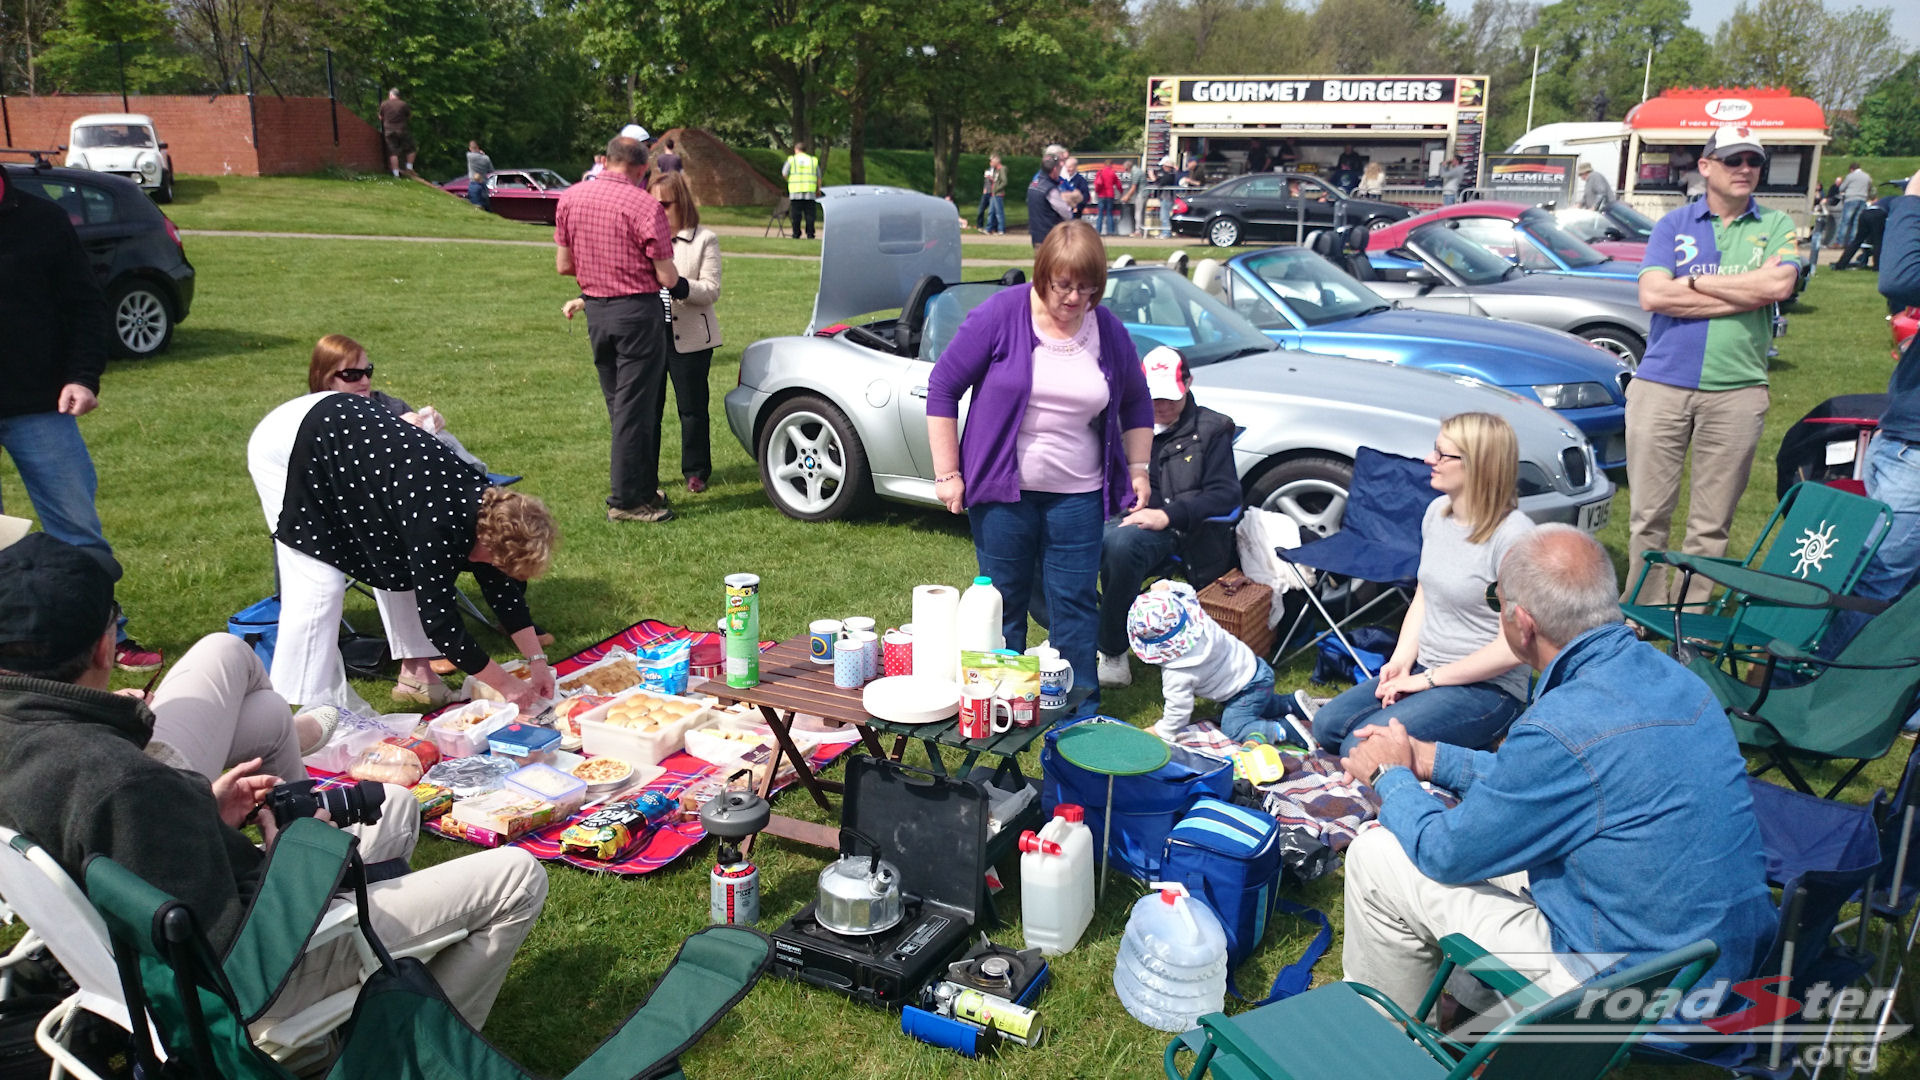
[1485,582,1502,613]
[1712,153,1765,170]
[1430,445,1463,463]
[659,200,676,208]
[333,367,374,383]
[1051,281,1099,298]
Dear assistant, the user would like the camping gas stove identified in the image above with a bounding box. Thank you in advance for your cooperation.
[771,894,976,1009]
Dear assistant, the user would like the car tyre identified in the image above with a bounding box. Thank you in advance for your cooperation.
[757,395,872,522]
[1576,326,1645,368]
[1365,217,1393,232]
[1207,216,1243,248]
[108,279,174,358]
[154,170,173,204]
[1246,454,1353,540]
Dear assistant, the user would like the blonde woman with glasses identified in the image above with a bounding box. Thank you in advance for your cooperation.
[1309,412,1536,755]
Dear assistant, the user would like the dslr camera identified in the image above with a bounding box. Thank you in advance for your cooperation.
[265,778,384,829]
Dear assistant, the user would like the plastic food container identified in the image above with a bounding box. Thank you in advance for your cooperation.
[428,701,519,758]
[504,763,587,816]
[303,712,420,774]
[685,725,776,768]
[576,688,714,767]
[488,722,562,766]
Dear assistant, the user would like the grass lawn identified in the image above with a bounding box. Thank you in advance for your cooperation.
[4,176,1916,1077]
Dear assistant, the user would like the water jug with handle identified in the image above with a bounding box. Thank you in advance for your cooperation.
[1019,804,1095,955]
[1112,882,1227,1032]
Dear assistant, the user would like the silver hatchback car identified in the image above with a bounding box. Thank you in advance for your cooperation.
[724,187,1614,539]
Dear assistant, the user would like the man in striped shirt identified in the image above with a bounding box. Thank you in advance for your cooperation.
[555,137,684,523]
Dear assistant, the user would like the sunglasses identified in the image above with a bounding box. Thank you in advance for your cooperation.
[1712,153,1765,169]
[658,200,677,208]
[333,367,374,383]
[1485,582,1502,612]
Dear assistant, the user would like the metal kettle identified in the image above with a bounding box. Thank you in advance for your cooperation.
[815,827,905,935]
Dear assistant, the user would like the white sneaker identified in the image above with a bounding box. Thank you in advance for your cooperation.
[1292,689,1322,720]
[1098,652,1132,688]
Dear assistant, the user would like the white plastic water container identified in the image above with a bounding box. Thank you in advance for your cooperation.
[1019,804,1096,956]
[1112,883,1228,1032]
[955,575,1005,658]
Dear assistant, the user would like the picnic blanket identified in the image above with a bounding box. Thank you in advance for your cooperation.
[1169,719,1457,853]
[318,618,859,876]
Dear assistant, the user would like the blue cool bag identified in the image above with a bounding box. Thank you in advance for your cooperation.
[1309,625,1398,686]
[1163,797,1332,1003]
[1041,717,1234,882]
[228,595,281,669]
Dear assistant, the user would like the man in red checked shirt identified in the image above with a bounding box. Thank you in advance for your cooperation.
[555,136,684,523]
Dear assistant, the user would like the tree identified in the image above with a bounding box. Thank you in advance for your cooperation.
[1716,0,1904,112]
[332,0,508,171]
[1524,0,1714,122]
[36,0,197,92]
[1852,52,1920,155]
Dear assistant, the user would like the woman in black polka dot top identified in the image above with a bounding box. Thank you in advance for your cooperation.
[275,392,559,709]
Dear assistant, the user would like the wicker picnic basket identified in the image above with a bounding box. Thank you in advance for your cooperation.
[1197,570,1275,658]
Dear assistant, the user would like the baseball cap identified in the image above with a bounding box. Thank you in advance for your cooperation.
[1702,125,1765,161]
[1142,345,1190,400]
[0,533,117,664]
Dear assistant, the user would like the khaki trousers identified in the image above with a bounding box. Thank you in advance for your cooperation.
[1622,378,1770,606]
[149,633,308,785]
[1342,827,1579,1016]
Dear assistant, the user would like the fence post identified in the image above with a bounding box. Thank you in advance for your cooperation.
[325,48,338,146]
[115,41,128,111]
[242,40,259,169]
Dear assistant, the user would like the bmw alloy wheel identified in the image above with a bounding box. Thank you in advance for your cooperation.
[757,395,871,521]
[110,282,172,357]
[1207,217,1242,247]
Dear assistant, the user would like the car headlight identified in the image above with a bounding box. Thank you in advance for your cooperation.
[140,156,160,177]
[68,153,87,169]
[1532,381,1611,409]
[1517,462,1554,496]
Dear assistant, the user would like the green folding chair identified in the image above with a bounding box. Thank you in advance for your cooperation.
[83,818,771,1080]
[1164,934,1718,1080]
[1623,483,1892,666]
[1667,555,1920,799]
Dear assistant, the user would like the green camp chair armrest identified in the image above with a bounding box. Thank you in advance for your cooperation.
[1433,933,1552,1006]
[1664,554,1837,609]
[223,818,359,1022]
[1165,1028,1215,1080]
[1766,638,1920,671]
[562,926,771,1080]
[1346,983,1460,1064]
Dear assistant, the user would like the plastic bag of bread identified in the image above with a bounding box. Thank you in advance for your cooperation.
[349,735,442,787]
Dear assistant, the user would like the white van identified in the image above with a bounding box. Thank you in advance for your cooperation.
[1506,122,1629,189]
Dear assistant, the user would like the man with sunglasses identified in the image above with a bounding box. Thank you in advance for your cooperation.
[1337,525,1772,1019]
[1623,125,1801,607]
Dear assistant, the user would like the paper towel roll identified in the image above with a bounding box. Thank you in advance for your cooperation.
[911,584,959,684]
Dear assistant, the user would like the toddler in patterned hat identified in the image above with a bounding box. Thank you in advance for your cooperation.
[1127,581,1307,746]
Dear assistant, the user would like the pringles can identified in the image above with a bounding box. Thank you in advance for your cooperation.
[724,573,760,688]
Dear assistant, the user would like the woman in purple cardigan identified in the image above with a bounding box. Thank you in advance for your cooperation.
[928,221,1155,712]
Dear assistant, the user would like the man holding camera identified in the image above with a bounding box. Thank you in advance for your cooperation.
[0,533,549,1027]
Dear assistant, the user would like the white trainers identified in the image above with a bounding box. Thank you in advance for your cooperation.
[1293,689,1322,720]
[1097,652,1133,688]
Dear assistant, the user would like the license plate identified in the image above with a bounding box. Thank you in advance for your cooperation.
[1577,498,1612,532]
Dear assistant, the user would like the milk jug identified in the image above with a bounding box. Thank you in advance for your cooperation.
[1113,883,1228,1032]
[1018,804,1095,955]
[955,576,1005,657]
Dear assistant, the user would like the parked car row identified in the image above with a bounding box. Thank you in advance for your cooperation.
[725,187,1616,547]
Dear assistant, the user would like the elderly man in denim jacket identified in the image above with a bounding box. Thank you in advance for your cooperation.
[1339,524,1774,1013]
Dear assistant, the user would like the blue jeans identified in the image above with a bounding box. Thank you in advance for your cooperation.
[0,411,128,642]
[467,183,490,210]
[1310,669,1524,756]
[970,490,1104,715]
[1838,199,1866,249]
[1441,191,1459,206]
[1219,657,1293,744]
[986,195,1005,234]
[1824,433,1920,651]
[1096,197,1117,235]
[1030,518,1181,658]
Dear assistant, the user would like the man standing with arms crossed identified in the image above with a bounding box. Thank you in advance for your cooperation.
[782,142,820,240]
[1624,125,1799,605]
[555,137,684,523]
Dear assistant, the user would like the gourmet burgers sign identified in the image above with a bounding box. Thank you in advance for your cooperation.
[1180,78,1458,104]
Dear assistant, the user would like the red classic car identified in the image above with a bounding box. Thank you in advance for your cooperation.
[440,168,574,225]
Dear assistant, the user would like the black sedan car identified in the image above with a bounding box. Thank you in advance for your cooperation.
[4,161,194,357]
[1171,171,1415,247]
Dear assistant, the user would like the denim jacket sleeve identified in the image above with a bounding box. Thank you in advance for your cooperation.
[1377,721,1598,886]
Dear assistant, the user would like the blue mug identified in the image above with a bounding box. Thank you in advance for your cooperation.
[809,619,843,665]
[833,634,866,689]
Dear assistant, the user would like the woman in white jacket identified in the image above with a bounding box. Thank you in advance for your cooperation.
[650,171,723,493]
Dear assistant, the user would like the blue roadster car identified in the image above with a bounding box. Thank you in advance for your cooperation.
[1206,245,1632,469]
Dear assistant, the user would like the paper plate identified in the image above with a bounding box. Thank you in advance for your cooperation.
[862,676,961,725]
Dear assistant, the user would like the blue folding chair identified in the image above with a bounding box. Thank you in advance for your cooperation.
[1276,448,1436,675]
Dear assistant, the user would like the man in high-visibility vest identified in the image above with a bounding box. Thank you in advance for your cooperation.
[782,142,820,240]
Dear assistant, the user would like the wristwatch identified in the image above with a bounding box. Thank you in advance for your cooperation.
[1369,763,1399,786]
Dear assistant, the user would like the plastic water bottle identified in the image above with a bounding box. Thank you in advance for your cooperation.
[955,576,1005,657]
[1113,883,1228,1032]
[1019,804,1095,956]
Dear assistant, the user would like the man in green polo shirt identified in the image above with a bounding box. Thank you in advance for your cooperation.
[1625,125,1800,605]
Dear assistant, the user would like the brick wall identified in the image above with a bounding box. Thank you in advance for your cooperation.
[1,94,382,176]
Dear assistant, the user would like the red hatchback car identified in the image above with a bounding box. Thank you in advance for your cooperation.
[1368,200,1647,263]
[440,168,573,225]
